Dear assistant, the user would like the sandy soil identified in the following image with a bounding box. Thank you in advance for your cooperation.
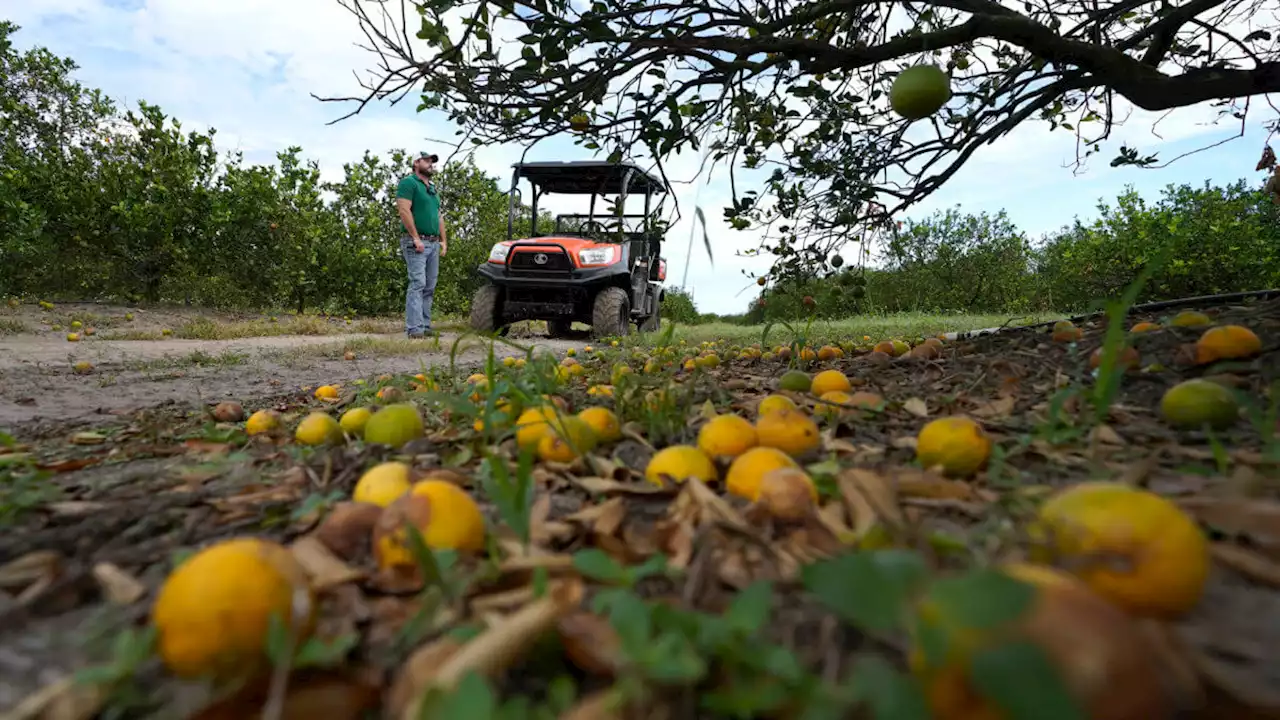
[0,303,575,433]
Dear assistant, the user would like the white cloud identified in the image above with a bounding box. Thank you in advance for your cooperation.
[8,0,1274,314]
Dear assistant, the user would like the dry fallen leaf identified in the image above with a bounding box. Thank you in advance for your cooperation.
[191,669,380,720]
[1181,498,1280,558]
[0,675,107,720]
[1211,543,1280,588]
[838,468,904,539]
[557,610,623,677]
[901,397,929,418]
[91,563,146,605]
[399,578,585,720]
[290,535,367,591]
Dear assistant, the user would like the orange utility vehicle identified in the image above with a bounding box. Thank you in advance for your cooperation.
[468,161,667,339]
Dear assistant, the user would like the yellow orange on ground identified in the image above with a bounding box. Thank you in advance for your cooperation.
[339,407,373,437]
[725,446,800,501]
[152,537,315,679]
[697,414,758,459]
[915,415,990,477]
[644,445,717,486]
[810,369,852,396]
[516,406,560,451]
[373,480,487,566]
[1028,481,1209,618]
[910,562,1171,720]
[755,408,821,457]
[245,409,282,436]
[872,340,897,355]
[1170,309,1211,327]
[757,394,797,417]
[1194,324,1261,365]
[295,412,344,446]
[1129,321,1160,333]
[815,390,852,422]
[537,415,598,463]
[314,384,339,400]
[1160,378,1238,430]
[353,461,413,507]
[578,406,621,443]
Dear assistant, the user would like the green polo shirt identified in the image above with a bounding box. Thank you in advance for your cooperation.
[395,174,441,236]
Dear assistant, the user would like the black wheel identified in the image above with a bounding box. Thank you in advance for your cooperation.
[591,286,631,340]
[469,284,503,333]
[547,319,574,338]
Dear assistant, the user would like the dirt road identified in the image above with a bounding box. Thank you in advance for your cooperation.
[0,332,576,432]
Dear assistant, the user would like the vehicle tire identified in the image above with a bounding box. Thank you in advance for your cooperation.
[547,319,574,338]
[591,286,631,340]
[469,284,502,334]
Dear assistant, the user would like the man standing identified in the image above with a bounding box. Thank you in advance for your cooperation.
[395,151,449,338]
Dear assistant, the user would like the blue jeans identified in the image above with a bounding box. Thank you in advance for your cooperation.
[401,235,440,335]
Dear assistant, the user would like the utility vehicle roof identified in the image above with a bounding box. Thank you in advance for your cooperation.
[513,161,666,195]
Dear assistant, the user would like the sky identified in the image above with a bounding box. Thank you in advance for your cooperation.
[6,0,1277,315]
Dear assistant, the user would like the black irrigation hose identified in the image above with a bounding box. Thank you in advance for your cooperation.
[954,288,1280,340]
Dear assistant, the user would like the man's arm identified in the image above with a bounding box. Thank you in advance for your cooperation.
[439,214,447,256]
[396,198,418,237]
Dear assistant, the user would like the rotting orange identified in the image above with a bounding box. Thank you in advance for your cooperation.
[1129,321,1160,333]
[757,467,818,520]
[152,537,315,679]
[757,394,798,417]
[811,369,853,396]
[373,480,487,565]
[1027,481,1210,618]
[872,340,896,355]
[846,390,886,410]
[817,345,838,362]
[755,408,822,457]
[245,409,282,436]
[1194,324,1262,365]
[1051,320,1083,343]
[1088,345,1140,372]
[537,415,599,463]
[890,339,910,356]
[516,406,559,451]
[915,415,991,478]
[353,461,413,508]
[644,445,717,486]
[295,412,344,446]
[578,406,621,443]
[697,413,759,459]
[725,446,800,501]
[910,562,1172,720]
[1170,309,1211,328]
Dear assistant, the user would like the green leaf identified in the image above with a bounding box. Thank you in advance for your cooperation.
[802,550,928,632]
[923,568,1036,631]
[726,580,773,634]
[847,655,931,720]
[420,671,499,718]
[969,641,1087,720]
[572,548,629,584]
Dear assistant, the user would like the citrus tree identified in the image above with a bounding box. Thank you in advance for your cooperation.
[328,0,1280,280]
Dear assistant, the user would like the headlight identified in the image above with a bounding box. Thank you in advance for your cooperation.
[579,246,617,265]
[488,244,511,262]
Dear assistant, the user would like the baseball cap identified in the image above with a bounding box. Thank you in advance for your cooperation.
[416,151,439,163]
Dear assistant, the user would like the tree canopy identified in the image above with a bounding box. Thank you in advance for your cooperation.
[328,0,1280,278]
